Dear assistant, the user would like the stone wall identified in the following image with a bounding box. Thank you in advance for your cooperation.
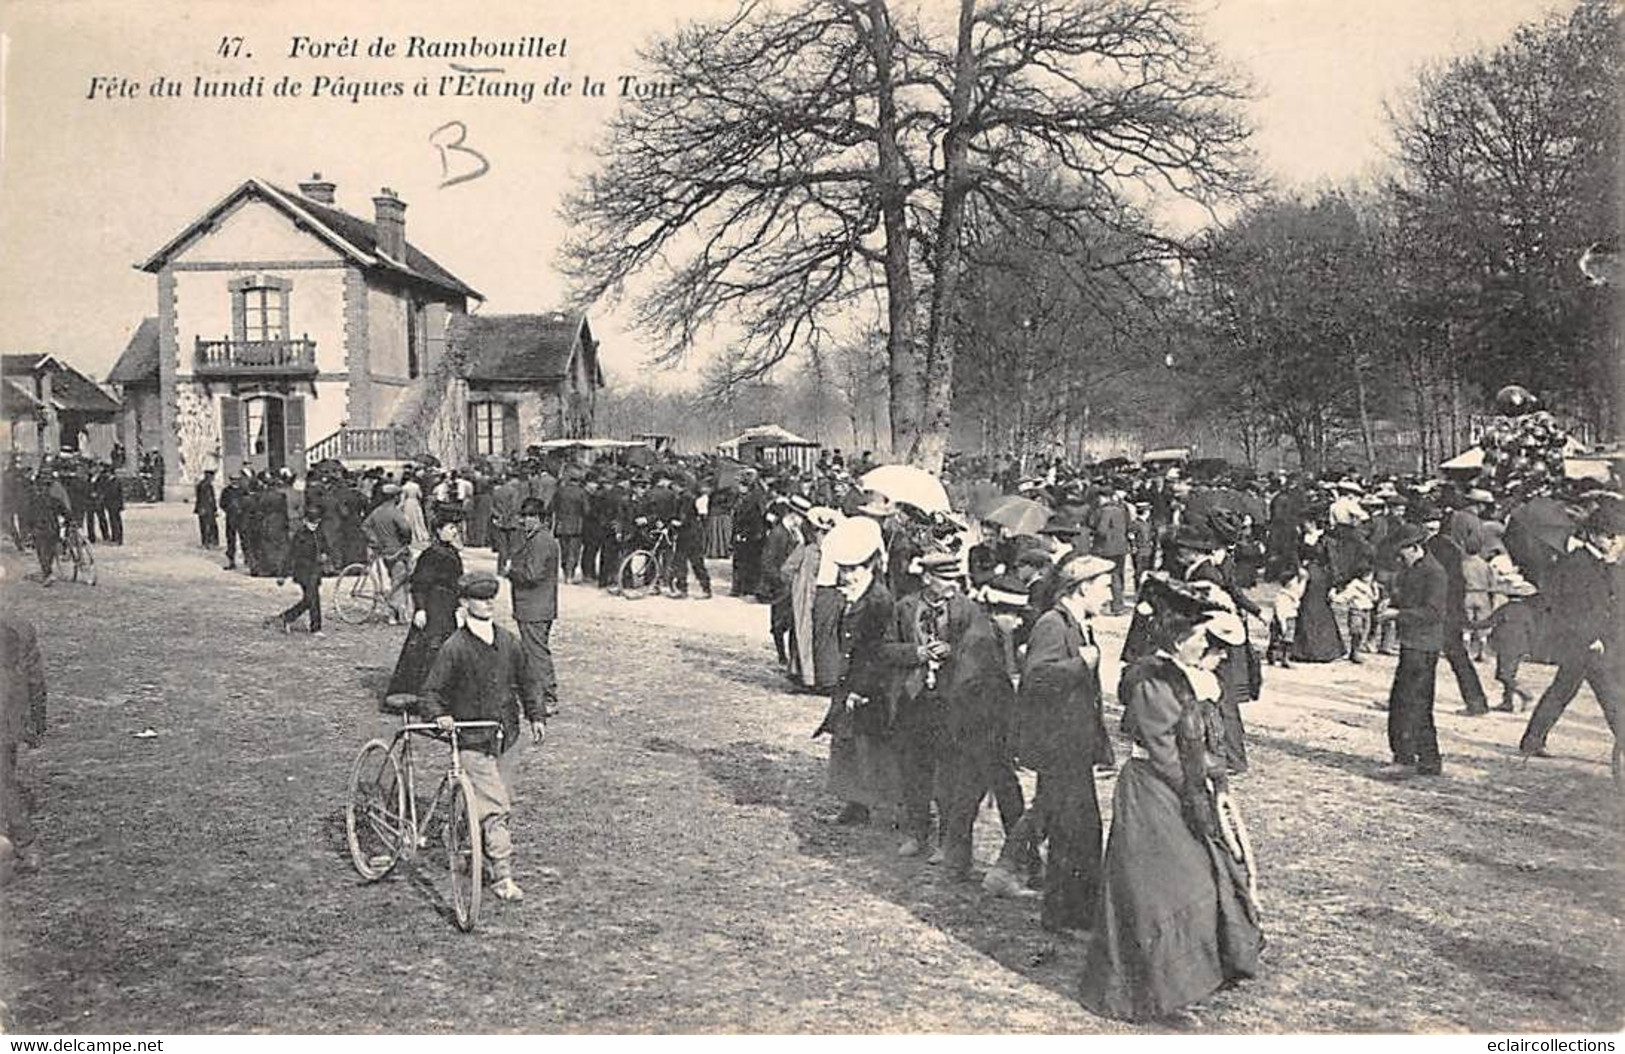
[175,383,221,483]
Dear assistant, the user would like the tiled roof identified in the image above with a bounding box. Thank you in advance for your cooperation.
[0,355,122,414]
[448,312,602,385]
[108,317,160,384]
[138,179,481,302]
[267,184,481,299]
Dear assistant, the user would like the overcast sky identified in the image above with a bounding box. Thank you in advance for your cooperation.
[0,0,1569,388]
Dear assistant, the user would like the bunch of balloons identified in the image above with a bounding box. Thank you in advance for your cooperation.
[1477,386,1568,492]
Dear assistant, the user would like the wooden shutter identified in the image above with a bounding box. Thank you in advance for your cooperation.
[501,403,520,456]
[284,396,306,474]
[220,396,243,478]
[467,403,479,460]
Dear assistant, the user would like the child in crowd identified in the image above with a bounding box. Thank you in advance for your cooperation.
[1268,567,1307,667]
[1332,569,1379,663]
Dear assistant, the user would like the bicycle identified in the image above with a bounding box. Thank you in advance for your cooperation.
[344,694,502,932]
[333,548,407,625]
[54,520,97,586]
[615,517,680,598]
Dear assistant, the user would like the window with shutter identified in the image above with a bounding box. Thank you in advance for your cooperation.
[284,396,306,474]
[501,403,520,455]
[220,396,243,478]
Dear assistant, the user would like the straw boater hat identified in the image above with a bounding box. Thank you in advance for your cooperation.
[806,506,842,532]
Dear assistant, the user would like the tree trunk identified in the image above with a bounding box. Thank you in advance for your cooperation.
[1350,337,1376,473]
[908,0,977,473]
[865,0,923,466]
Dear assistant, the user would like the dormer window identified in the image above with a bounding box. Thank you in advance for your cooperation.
[229,275,291,343]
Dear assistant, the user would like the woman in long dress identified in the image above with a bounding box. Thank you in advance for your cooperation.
[813,517,906,826]
[1080,587,1264,1024]
[783,510,836,690]
[1291,527,1345,662]
[386,511,465,698]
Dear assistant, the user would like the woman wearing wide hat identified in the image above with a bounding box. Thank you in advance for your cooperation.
[1079,577,1264,1024]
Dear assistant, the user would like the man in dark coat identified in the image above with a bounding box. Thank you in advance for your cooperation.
[387,508,466,696]
[552,471,588,584]
[1518,501,1623,758]
[669,478,712,599]
[490,472,524,576]
[271,504,327,634]
[593,477,628,590]
[505,497,561,715]
[1092,490,1132,614]
[220,470,249,569]
[891,552,1016,878]
[1424,511,1490,716]
[194,470,219,548]
[579,478,603,584]
[1378,524,1448,777]
[731,476,768,598]
[94,464,124,545]
[760,500,802,665]
[984,555,1113,928]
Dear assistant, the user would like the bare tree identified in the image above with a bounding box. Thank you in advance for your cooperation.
[562,0,1253,471]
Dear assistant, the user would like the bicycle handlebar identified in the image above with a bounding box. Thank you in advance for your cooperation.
[400,720,502,732]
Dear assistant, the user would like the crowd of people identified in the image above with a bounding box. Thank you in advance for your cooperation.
[6,415,1618,1016]
[4,453,126,586]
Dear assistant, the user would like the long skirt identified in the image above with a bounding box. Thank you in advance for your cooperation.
[1079,760,1264,1022]
[811,587,844,691]
[386,624,451,698]
[1291,564,1344,662]
[705,513,732,559]
[827,730,903,810]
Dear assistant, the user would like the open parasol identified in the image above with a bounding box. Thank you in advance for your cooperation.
[979,495,1053,535]
[859,464,951,514]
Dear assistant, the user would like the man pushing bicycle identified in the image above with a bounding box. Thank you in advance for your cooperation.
[418,570,549,902]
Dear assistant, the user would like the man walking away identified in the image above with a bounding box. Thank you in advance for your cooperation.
[1519,500,1623,759]
[553,470,588,584]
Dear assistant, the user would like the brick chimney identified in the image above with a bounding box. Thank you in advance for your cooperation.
[297,172,336,204]
[372,187,407,261]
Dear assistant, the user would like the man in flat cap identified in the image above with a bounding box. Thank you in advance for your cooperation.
[892,550,1018,878]
[420,570,549,902]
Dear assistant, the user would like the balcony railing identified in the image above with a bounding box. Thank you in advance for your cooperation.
[194,337,318,377]
[308,427,413,463]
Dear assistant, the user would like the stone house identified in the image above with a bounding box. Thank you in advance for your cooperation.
[107,174,602,496]
[1,353,122,461]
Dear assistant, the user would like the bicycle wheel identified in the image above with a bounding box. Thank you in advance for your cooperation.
[332,563,376,625]
[617,550,659,598]
[445,773,483,932]
[345,739,406,880]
